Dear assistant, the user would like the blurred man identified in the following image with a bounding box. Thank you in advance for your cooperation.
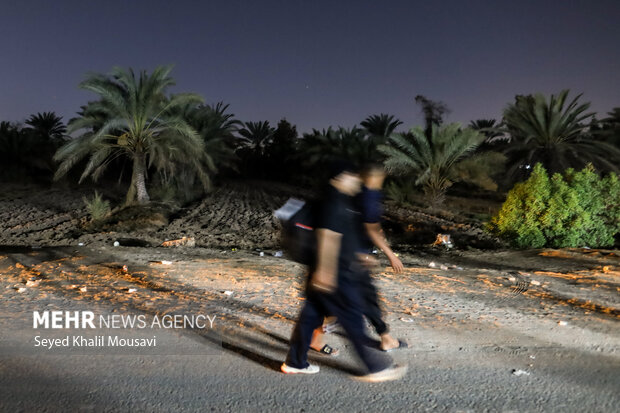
[282,162,407,382]
[310,163,407,354]
[356,163,407,351]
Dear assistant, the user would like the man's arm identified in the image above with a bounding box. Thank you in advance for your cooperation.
[310,228,342,293]
[364,222,404,273]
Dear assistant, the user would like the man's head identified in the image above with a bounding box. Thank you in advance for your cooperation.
[328,160,361,196]
[361,163,386,190]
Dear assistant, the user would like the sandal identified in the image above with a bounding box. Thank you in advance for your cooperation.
[312,344,339,356]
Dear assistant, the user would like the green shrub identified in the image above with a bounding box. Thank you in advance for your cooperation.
[83,191,111,222]
[489,164,619,248]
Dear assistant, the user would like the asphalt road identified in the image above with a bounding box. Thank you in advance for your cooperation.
[1,246,618,412]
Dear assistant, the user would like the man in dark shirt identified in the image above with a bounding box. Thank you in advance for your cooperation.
[309,164,407,354]
[282,162,407,382]
[356,164,406,351]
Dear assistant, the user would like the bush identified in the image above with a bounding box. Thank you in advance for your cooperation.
[83,191,111,222]
[489,164,620,248]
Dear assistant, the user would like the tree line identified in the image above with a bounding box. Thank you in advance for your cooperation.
[1,65,619,209]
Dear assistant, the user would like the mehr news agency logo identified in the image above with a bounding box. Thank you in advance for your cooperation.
[32,311,217,349]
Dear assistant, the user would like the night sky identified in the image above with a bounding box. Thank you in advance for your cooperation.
[2,0,619,133]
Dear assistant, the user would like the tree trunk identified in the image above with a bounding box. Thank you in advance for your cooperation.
[425,173,448,210]
[425,186,445,210]
[126,154,149,205]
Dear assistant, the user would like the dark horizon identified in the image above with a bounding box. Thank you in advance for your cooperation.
[1,0,619,134]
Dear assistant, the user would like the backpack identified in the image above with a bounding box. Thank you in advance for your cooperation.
[274,198,317,265]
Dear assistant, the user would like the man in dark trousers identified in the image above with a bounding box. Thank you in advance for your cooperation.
[356,163,407,351]
[281,162,407,382]
[309,163,407,354]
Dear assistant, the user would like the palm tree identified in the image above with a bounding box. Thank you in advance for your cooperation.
[0,121,26,171]
[148,101,241,199]
[501,90,619,180]
[361,113,403,139]
[23,112,67,174]
[236,121,275,177]
[378,123,485,207]
[237,121,275,155]
[183,102,240,173]
[469,119,503,140]
[265,118,299,180]
[300,126,378,169]
[0,118,66,178]
[465,119,508,190]
[54,65,207,205]
[415,95,450,138]
[469,118,508,150]
[597,108,620,150]
[25,112,66,141]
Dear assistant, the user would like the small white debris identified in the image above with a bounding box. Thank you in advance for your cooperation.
[259,252,264,257]
[512,369,530,376]
[508,276,516,282]
[529,355,536,359]
[432,234,453,249]
[428,262,437,268]
[17,287,27,293]
[113,241,120,247]
[122,265,128,273]
[26,280,40,287]
[558,321,568,326]
[161,260,172,265]
[223,290,234,296]
[400,317,414,323]
[530,280,541,286]
[439,265,449,270]
[80,286,88,292]
[128,288,137,293]
[273,251,283,257]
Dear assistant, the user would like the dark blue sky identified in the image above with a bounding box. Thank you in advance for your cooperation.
[1,0,619,133]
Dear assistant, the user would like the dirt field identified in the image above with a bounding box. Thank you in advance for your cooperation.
[0,180,501,250]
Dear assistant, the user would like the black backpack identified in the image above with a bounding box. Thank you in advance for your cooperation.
[274,198,317,265]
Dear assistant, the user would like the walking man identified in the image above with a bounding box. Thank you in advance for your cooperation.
[282,162,407,382]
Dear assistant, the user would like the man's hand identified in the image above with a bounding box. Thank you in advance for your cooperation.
[388,253,404,273]
[312,229,342,293]
[364,222,404,273]
[310,270,337,293]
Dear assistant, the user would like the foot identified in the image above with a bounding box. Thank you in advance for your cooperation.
[322,319,339,334]
[354,364,408,383]
[281,363,320,374]
[380,334,404,351]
